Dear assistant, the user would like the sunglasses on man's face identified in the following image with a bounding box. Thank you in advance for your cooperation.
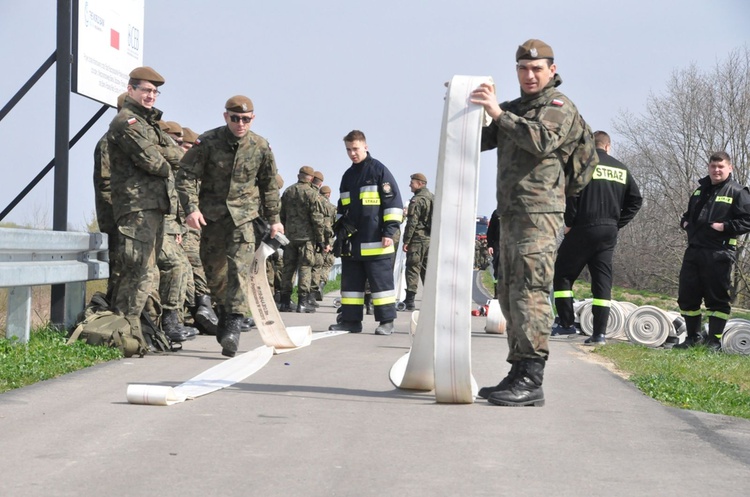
[229,115,253,124]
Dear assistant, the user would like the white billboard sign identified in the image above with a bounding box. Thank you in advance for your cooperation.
[72,0,145,107]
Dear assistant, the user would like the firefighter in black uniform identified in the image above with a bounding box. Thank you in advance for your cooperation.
[552,131,642,344]
[329,130,404,335]
[674,151,750,350]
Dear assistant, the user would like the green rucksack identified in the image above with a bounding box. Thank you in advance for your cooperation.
[67,292,175,357]
[562,114,598,197]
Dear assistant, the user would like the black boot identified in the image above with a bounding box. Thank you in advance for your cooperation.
[308,292,320,308]
[404,291,416,311]
[194,294,219,335]
[328,321,363,333]
[278,293,293,312]
[364,293,373,315]
[674,333,705,349]
[374,320,394,335]
[220,313,243,358]
[239,316,255,332]
[674,314,704,349]
[478,362,521,399]
[161,309,196,343]
[297,292,316,313]
[487,358,545,407]
[215,306,226,345]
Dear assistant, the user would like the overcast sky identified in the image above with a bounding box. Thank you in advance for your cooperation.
[0,0,748,229]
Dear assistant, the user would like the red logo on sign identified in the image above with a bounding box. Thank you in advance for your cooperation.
[110,29,120,49]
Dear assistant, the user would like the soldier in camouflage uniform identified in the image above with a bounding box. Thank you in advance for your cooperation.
[318,185,337,298]
[107,67,174,345]
[93,92,127,302]
[471,39,590,407]
[309,170,326,307]
[266,174,285,301]
[401,173,433,310]
[176,95,282,357]
[278,166,327,313]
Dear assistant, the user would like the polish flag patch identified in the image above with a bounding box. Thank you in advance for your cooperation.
[127,117,137,125]
[194,138,201,145]
[551,99,564,106]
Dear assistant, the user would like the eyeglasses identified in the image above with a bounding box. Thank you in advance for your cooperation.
[229,115,253,124]
[133,85,161,96]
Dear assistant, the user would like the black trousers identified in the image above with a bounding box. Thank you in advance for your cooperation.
[678,246,734,338]
[553,224,618,334]
[341,257,397,323]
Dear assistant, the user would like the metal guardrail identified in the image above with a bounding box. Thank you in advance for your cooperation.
[0,227,109,343]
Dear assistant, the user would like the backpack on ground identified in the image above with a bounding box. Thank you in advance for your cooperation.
[66,292,177,357]
[562,114,598,197]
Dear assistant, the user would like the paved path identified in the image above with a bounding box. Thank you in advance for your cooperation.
[1,293,749,496]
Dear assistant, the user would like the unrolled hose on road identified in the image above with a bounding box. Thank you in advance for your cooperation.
[722,319,750,355]
[624,305,672,348]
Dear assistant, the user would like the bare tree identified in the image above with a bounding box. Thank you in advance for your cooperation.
[613,46,750,305]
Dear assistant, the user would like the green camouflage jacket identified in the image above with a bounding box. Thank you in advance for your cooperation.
[280,181,325,243]
[481,74,582,215]
[176,126,280,227]
[403,187,434,244]
[107,97,174,221]
[319,194,337,245]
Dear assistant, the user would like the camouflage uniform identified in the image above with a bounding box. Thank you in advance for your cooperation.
[279,178,326,307]
[403,186,433,293]
[93,133,120,301]
[319,194,337,287]
[176,126,280,316]
[108,96,173,321]
[480,73,584,362]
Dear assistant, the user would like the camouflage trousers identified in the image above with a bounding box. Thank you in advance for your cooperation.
[266,249,284,295]
[201,216,255,316]
[405,237,429,293]
[113,209,164,318]
[497,211,562,362]
[182,228,209,301]
[281,240,315,295]
[158,232,191,311]
[96,202,121,301]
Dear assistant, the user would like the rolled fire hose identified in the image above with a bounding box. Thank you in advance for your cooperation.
[624,305,672,348]
[389,75,491,403]
[578,300,628,340]
[127,234,346,405]
[485,299,506,334]
[722,318,750,355]
[573,299,591,335]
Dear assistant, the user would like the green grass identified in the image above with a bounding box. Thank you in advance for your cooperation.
[594,342,750,419]
[0,324,122,394]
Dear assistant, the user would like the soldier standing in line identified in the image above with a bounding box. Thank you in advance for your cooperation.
[94,92,126,303]
[401,172,434,311]
[278,166,327,313]
[471,39,592,406]
[309,170,326,307]
[328,130,403,335]
[318,185,337,299]
[552,131,642,343]
[108,66,174,346]
[176,95,282,357]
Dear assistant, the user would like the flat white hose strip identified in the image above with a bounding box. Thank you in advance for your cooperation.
[624,305,671,348]
[722,319,750,354]
[578,300,628,340]
[389,75,491,403]
[127,240,346,405]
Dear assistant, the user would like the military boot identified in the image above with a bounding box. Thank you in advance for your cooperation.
[328,321,363,333]
[278,293,293,312]
[215,306,227,345]
[487,358,545,407]
[161,309,196,343]
[478,362,521,399]
[297,292,316,313]
[220,313,243,358]
[403,291,416,311]
[308,292,320,308]
[194,294,219,335]
[239,316,255,332]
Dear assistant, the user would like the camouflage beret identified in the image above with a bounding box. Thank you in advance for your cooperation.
[116,92,127,110]
[225,95,254,113]
[516,39,554,61]
[320,185,331,194]
[410,173,427,183]
[276,174,284,189]
[129,66,165,86]
[181,127,198,144]
[299,165,315,176]
[313,170,324,181]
